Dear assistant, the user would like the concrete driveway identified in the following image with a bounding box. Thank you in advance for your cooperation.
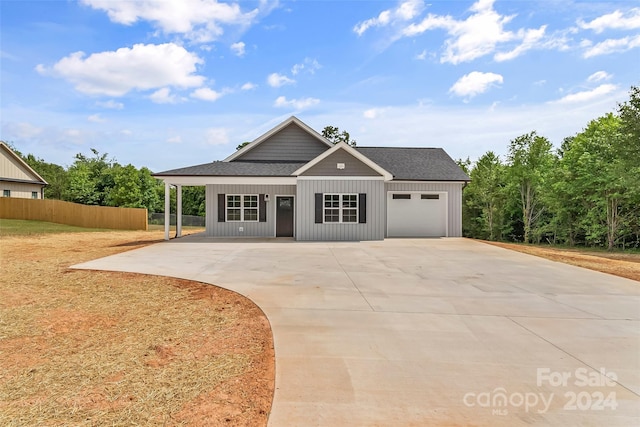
[73,237,640,426]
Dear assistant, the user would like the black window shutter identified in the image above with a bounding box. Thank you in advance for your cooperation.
[259,194,267,222]
[218,194,226,222]
[315,193,323,224]
[358,193,366,223]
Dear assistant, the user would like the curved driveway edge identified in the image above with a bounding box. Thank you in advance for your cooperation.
[73,236,640,426]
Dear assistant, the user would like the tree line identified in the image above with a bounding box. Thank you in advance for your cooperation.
[8,125,357,218]
[8,147,197,215]
[460,86,639,250]
[7,89,638,250]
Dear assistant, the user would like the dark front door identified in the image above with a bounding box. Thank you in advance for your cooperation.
[276,196,294,237]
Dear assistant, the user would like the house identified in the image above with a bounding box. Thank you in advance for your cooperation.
[0,141,48,199]
[154,117,470,241]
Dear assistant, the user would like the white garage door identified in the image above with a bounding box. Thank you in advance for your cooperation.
[387,192,447,237]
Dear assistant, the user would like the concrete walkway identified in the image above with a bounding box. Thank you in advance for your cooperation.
[73,236,640,426]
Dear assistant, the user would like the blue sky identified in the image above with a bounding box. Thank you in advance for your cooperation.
[1,0,639,172]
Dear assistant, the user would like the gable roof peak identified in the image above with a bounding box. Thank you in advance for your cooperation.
[224,116,333,162]
[0,141,48,185]
[292,140,393,180]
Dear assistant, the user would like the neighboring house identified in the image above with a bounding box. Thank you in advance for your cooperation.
[154,116,470,241]
[0,141,47,199]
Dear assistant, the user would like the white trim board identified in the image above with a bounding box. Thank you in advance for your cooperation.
[157,176,297,186]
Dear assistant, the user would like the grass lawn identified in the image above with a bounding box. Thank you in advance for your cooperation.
[0,219,112,235]
[0,219,206,236]
[0,222,273,426]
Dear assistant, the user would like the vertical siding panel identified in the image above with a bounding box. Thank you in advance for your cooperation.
[206,184,295,237]
[295,179,384,241]
[236,124,328,162]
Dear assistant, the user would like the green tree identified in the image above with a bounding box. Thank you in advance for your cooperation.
[467,152,507,241]
[547,137,583,246]
[561,113,638,250]
[106,164,143,208]
[181,186,206,216]
[21,153,68,200]
[66,149,113,205]
[236,141,251,150]
[617,85,640,160]
[322,126,357,146]
[506,132,555,243]
[139,167,162,213]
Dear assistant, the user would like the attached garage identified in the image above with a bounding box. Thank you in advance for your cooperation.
[387,191,447,237]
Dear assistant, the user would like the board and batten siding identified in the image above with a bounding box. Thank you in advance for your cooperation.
[235,123,329,162]
[1,150,37,182]
[206,184,296,237]
[299,149,381,177]
[296,179,385,241]
[385,182,465,237]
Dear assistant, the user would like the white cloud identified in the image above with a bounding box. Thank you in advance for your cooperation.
[291,58,321,75]
[205,128,229,145]
[96,100,124,110]
[274,96,320,110]
[403,0,518,64]
[414,49,427,60]
[241,82,257,90]
[363,108,384,119]
[230,41,246,57]
[587,71,612,83]
[449,71,503,98]
[37,43,204,97]
[4,122,43,139]
[267,72,295,87]
[583,34,640,58]
[553,84,618,104]
[578,8,640,33]
[80,0,262,43]
[87,114,106,123]
[354,0,424,36]
[190,87,224,101]
[399,0,561,64]
[494,25,546,62]
[167,135,182,144]
[150,87,178,104]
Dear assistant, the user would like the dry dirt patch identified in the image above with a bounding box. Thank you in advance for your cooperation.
[483,241,640,282]
[0,230,274,426]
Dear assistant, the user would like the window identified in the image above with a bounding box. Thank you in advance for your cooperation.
[324,194,358,223]
[421,194,439,200]
[32,192,38,199]
[226,194,258,222]
[392,194,411,200]
[3,190,10,197]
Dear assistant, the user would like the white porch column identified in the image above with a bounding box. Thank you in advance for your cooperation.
[164,181,171,241]
[176,184,182,238]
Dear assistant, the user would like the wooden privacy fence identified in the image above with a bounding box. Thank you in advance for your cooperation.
[0,198,147,231]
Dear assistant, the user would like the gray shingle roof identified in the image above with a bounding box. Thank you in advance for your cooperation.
[155,147,469,182]
[154,161,305,176]
[356,147,470,181]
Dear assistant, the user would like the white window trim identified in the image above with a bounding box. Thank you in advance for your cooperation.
[226,194,259,222]
[323,193,358,224]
